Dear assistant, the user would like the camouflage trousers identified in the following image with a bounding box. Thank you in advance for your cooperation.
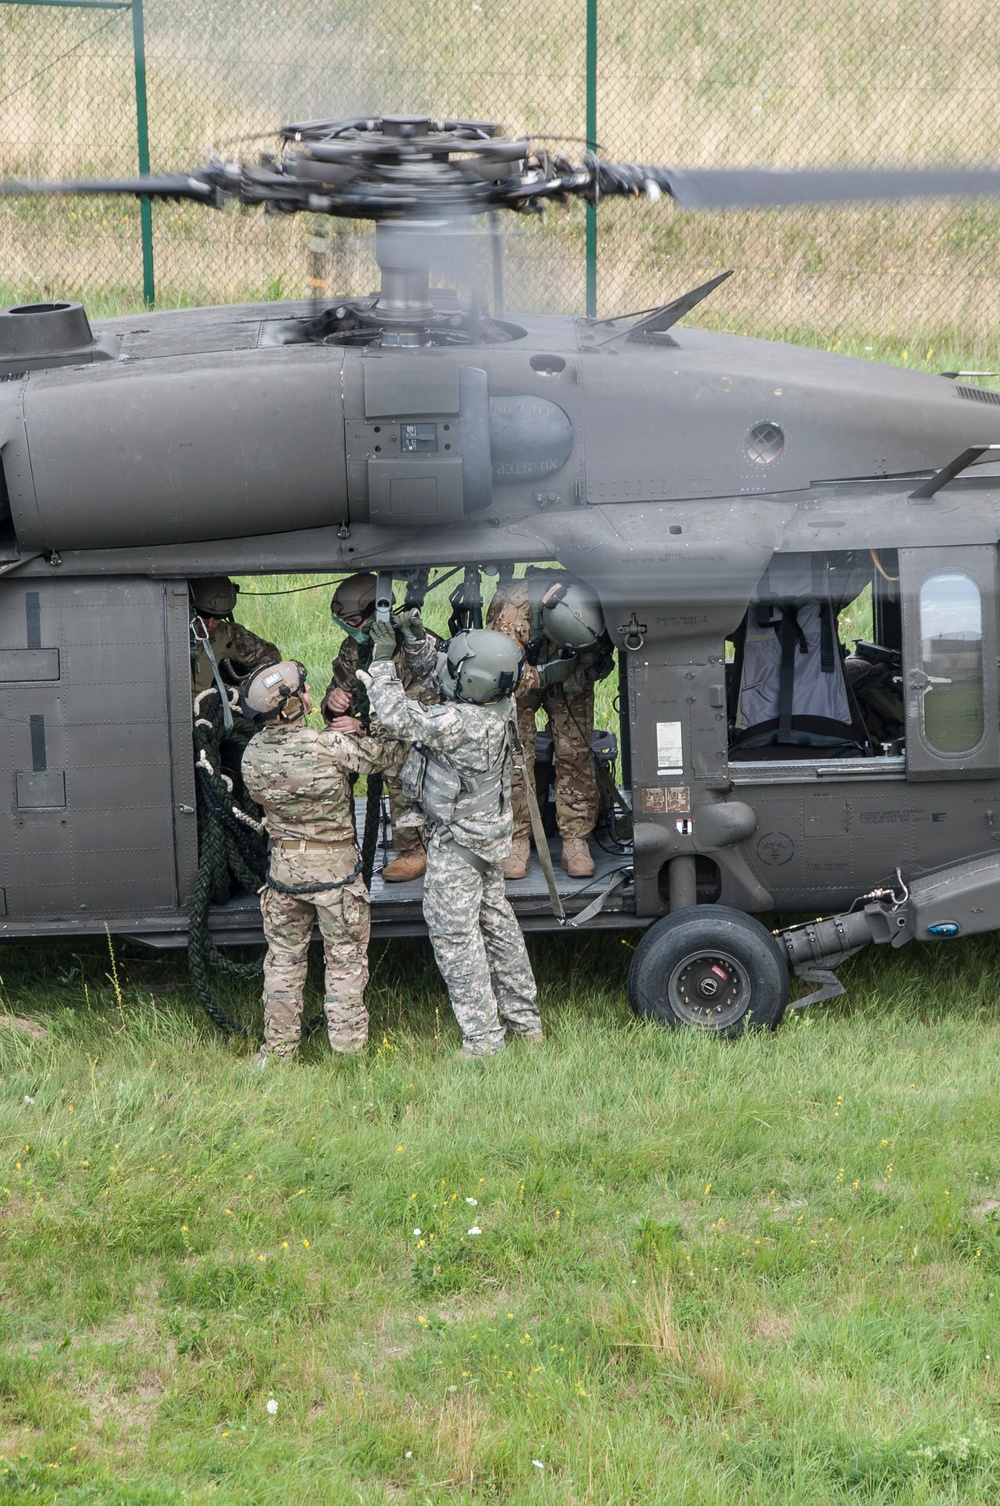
[259,845,370,1056]
[386,771,423,855]
[512,685,597,842]
[422,835,541,1055]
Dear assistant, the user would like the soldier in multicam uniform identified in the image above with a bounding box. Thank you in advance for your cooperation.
[361,622,542,1058]
[241,659,404,1063]
[190,576,280,702]
[486,570,614,881]
[322,571,442,883]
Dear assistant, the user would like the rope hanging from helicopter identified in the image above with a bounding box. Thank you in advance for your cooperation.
[187,687,268,1038]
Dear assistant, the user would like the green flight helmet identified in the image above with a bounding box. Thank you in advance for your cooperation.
[240,659,309,724]
[540,578,606,651]
[190,576,238,617]
[438,628,523,704]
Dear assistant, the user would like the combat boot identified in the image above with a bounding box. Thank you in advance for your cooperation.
[250,1045,296,1069]
[560,837,595,878]
[381,847,426,882]
[502,837,531,880]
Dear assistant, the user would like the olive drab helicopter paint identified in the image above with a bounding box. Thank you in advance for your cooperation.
[4,114,1000,1034]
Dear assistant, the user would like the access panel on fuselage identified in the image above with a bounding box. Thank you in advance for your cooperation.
[0,577,182,923]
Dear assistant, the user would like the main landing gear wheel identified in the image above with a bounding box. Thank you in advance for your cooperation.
[627,905,788,1036]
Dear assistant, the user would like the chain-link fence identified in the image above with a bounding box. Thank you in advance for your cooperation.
[2,0,999,352]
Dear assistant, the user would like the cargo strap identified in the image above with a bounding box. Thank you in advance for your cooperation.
[512,727,566,923]
[566,867,632,928]
[777,604,808,743]
[192,614,233,732]
[439,832,491,876]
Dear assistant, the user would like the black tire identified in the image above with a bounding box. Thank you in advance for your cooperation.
[627,905,788,1036]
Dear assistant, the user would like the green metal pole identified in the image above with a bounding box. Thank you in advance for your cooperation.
[130,0,154,306]
[585,0,597,316]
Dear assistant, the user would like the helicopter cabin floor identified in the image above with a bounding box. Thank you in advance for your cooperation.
[134,798,638,950]
[202,837,638,947]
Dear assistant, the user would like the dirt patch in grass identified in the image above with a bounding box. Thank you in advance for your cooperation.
[749,1308,795,1344]
[86,1379,163,1438]
[429,1293,516,1326]
[434,1389,494,1492]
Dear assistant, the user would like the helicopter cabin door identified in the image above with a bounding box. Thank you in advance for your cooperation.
[0,575,193,928]
[899,546,999,780]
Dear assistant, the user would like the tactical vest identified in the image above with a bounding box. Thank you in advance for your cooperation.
[399,699,513,828]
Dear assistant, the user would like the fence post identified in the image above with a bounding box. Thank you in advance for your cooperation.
[130,0,154,307]
[585,0,597,316]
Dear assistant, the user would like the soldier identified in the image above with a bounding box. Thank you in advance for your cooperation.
[190,576,280,703]
[322,572,441,883]
[486,570,614,880]
[361,623,542,1058]
[241,659,404,1062]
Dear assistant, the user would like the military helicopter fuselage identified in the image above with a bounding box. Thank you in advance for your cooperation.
[5,112,1000,1032]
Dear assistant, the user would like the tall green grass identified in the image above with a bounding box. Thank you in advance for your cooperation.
[2,930,1000,1501]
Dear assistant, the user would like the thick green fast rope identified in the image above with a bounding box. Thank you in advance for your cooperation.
[188,692,268,1036]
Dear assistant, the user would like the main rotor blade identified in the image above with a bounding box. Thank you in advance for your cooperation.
[598,162,1000,210]
[0,173,222,204]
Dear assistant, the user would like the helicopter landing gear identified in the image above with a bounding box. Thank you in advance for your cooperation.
[627,905,788,1036]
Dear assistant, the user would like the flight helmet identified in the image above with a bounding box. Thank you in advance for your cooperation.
[437,629,523,704]
[240,660,311,724]
[540,579,606,651]
[331,573,378,619]
[190,576,239,617]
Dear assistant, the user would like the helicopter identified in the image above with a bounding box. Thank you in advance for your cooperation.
[4,112,1000,1037]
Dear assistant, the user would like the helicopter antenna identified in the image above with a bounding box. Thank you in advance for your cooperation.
[593,270,735,347]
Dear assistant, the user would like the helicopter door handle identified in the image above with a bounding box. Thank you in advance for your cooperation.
[907,669,952,690]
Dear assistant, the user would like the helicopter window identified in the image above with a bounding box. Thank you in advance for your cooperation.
[401,423,438,453]
[728,551,874,761]
[917,571,984,754]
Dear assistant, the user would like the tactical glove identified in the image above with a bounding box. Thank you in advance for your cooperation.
[394,607,427,645]
[536,647,577,689]
[370,621,397,662]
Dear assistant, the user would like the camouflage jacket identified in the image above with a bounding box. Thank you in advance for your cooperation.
[242,721,405,846]
[191,615,280,697]
[486,578,613,704]
[324,628,442,729]
[366,660,514,863]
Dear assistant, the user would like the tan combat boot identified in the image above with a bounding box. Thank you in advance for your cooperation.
[560,836,595,878]
[502,836,531,880]
[381,848,427,882]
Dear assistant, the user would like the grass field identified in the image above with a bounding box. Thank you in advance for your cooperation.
[0,567,999,1501]
[4,1,1000,1480]
[3,930,1000,1503]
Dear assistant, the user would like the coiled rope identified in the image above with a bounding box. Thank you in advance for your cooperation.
[360,772,385,888]
[188,688,268,1036]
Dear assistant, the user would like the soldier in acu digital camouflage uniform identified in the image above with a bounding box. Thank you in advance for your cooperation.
[190,576,280,701]
[241,659,404,1063]
[361,622,542,1058]
[322,572,442,883]
[486,570,614,881]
